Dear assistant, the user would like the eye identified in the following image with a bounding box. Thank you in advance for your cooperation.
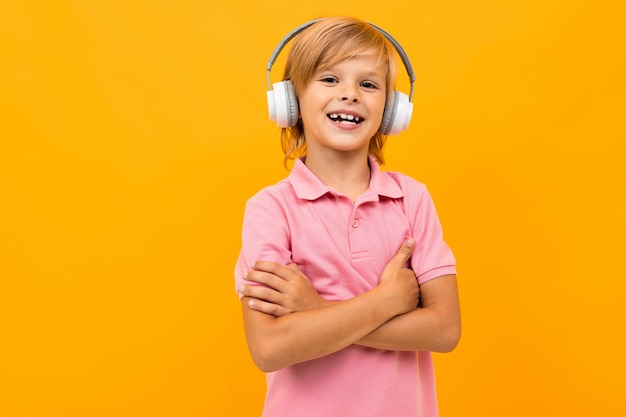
[361,81,379,89]
[320,76,338,84]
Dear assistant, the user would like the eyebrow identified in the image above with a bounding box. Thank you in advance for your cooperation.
[316,66,386,78]
[362,70,385,79]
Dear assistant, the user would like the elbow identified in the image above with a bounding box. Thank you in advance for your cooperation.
[252,355,282,374]
[249,342,285,373]
[436,331,460,353]
[433,321,461,353]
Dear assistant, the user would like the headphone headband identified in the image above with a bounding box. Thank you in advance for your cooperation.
[266,18,415,101]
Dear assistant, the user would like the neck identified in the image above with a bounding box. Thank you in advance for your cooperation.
[304,151,371,202]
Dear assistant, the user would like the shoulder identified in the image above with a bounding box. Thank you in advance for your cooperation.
[382,170,429,196]
[245,178,297,210]
[380,170,439,219]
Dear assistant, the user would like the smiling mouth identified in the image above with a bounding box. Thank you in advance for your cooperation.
[328,113,363,124]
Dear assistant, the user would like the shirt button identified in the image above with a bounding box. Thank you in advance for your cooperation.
[351,219,359,228]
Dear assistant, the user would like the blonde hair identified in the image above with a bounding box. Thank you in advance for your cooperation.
[279,16,398,167]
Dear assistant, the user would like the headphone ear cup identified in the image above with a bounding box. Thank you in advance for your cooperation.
[379,90,413,135]
[267,81,299,127]
[379,91,398,135]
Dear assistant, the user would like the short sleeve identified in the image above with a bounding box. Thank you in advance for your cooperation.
[234,189,293,295]
[402,181,456,284]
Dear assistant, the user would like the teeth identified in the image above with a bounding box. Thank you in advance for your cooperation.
[329,113,361,123]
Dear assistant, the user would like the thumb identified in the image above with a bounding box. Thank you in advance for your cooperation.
[394,238,415,265]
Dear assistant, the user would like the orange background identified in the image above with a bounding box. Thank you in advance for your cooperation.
[1,1,624,416]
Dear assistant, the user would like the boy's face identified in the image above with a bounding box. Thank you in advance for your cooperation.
[297,54,387,158]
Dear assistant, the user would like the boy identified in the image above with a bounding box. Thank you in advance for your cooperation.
[235,16,460,417]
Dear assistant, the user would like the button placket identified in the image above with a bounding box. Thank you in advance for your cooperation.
[349,205,370,259]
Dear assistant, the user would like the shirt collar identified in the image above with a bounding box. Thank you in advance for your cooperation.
[289,155,405,201]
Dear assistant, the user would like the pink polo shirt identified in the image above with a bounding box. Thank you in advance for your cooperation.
[235,156,456,417]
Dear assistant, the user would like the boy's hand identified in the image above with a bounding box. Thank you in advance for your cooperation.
[377,238,420,315]
[240,238,419,318]
[239,262,329,317]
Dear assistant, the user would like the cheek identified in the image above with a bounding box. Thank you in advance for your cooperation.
[373,100,387,120]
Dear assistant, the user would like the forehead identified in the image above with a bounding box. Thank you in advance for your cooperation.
[317,54,387,77]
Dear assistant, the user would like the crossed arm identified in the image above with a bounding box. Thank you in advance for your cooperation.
[239,239,461,372]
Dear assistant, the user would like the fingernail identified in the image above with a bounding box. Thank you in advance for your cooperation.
[243,272,248,279]
[238,285,245,294]
[406,238,415,247]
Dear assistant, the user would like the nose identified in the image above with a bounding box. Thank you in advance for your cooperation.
[341,85,359,103]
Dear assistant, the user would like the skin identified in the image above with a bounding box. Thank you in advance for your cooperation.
[241,264,460,353]
[297,54,388,199]
[240,54,461,372]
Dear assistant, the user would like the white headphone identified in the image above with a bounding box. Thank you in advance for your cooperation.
[266,19,416,136]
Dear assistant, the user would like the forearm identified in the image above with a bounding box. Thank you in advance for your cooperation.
[240,241,421,371]
[242,286,404,372]
[300,299,457,352]
[356,274,461,352]
[355,307,461,352]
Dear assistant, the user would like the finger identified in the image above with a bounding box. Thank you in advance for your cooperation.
[245,270,288,292]
[392,238,415,266]
[253,261,299,282]
[239,284,283,304]
[245,297,291,317]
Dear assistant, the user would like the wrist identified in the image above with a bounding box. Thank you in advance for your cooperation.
[369,285,403,319]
